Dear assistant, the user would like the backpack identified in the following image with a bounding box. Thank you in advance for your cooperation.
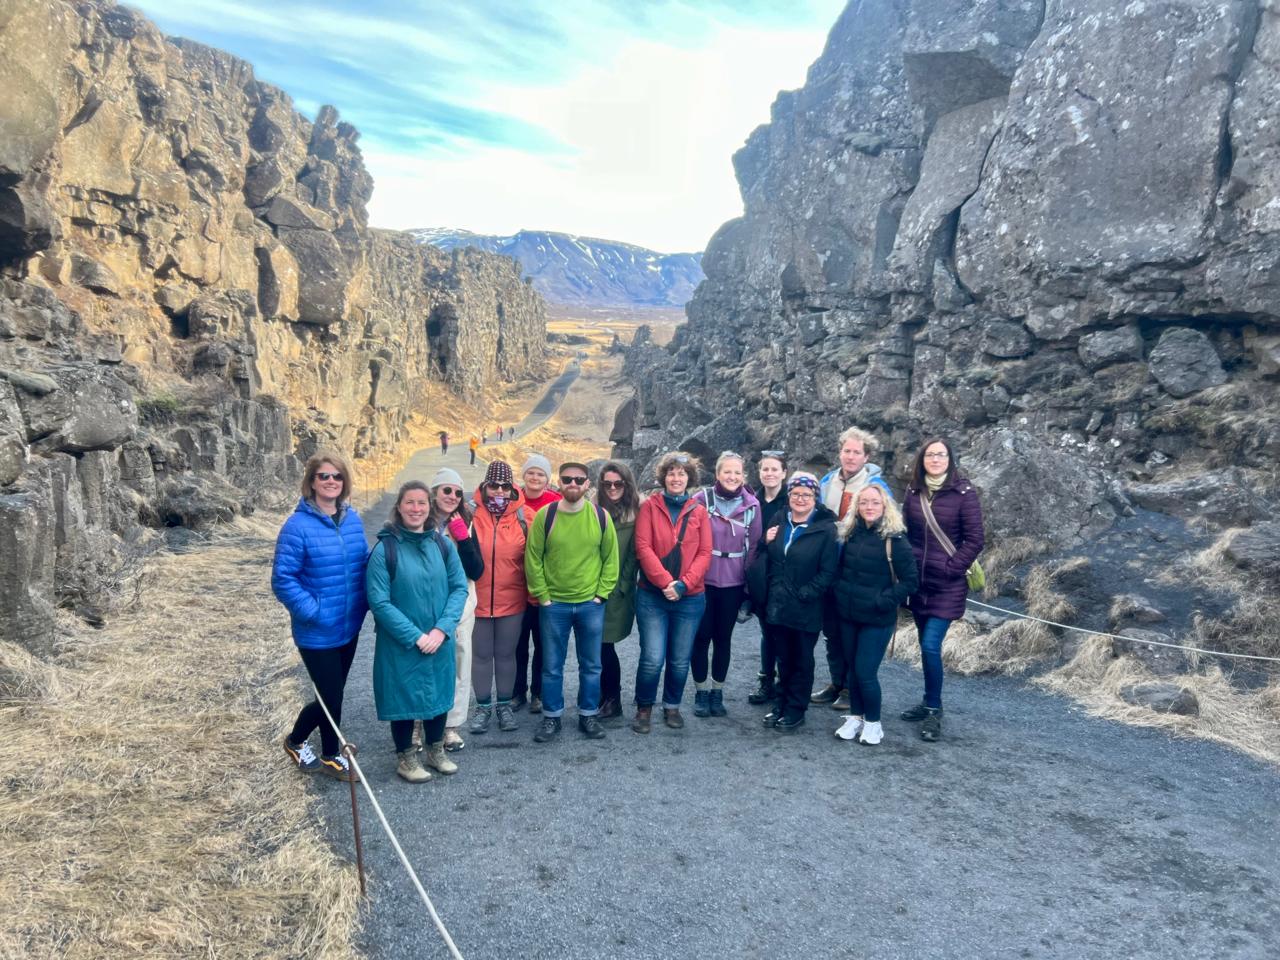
[541,501,607,560]
[378,527,450,583]
[703,487,756,560]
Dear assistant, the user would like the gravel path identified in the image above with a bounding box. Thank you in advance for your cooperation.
[306,619,1280,960]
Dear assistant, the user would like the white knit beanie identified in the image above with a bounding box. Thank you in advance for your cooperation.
[430,467,463,489]
[522,454,552,479]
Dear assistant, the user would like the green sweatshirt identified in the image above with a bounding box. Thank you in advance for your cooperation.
[524,502,619,604]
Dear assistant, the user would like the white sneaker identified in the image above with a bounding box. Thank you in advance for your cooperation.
[834,715,864,741]
[858,720,884,745]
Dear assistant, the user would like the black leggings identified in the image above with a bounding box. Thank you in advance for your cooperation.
[514,603,543,699]
[472,613,524,702]
[391,714,447,752]
[601,642,621,701]
[291,636,359,758]
[692,584,744,684]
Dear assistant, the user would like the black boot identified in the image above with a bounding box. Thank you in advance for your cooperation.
[693,689,711,717]
[920,707,943,742]
[747,673,775,705]
[708,689,727,717]
[901,701,929,722]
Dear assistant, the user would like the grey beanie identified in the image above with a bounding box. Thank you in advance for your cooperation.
[430,467,463,489]
[522,454,552,478]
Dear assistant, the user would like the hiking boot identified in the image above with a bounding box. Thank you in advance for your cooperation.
[920,708,943,742]
[693,689,711,717]
[708,689,727,717]
[632,706,652,734]
[443,728,465,752]
[811,684,839,705]
[411,720,424,751]
[529,695,543,714]
[318,753,358,782]
[425,742,459,775]
[396,749,432,783]
[510,693,528,712]
[663,708,684,729]
[762,708,784,728]
[283,736,321,773]
[775,714,806,732]
[597,697,622,720]
[495,702,518,731]
[901,702,930,722]
[834,715,864,741]
[533,716,561,743]
[747,673,775,705]
[470,705,492,735]
[578,715,607,740]
[831,689,850,711]
[858,720,884,745]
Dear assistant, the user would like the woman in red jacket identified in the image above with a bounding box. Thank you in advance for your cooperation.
[631,452,712,733]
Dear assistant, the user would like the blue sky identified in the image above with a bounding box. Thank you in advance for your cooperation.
[129,0,847,252]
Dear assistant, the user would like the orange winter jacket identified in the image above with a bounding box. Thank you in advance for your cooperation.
[471,486,535,618]
[635,495,712,595]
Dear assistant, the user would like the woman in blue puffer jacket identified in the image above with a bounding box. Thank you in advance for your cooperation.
[272,451,369,781]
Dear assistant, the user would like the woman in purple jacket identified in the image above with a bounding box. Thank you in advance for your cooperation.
[690,451,762,718]
[902,437,984,742]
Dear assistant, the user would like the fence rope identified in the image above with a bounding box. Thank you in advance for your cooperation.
[309,681,466,960]
[965,598,1280,664]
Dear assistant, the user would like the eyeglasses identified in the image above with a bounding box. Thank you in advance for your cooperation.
[315,472,343,481]
[560,475,588,486]
[924,452,950,460]
[438,486,463,497]
[601,479,625,490]
[789,490,815,499]
[760,450,785,458]
[485,482,513,491]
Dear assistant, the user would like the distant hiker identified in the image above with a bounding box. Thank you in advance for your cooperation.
[902,437,985,743]
[690,452,761,718]
[748,450,789,707]
[469,460,534,735]
[273,451,368,782]
[438,430,449,455]
[512,454,562,712]
[525,461,619,742]
[510,425,516,439]
[631,452,712,734]
[813,427,893,712]
[832,484,917,746]
[498,425,504,441]
[749,472,839,732]
[469,434,480,465]
[594,461,643,719]
[482,432,488,445]
[431,468,485,754]
[365,481,468,784]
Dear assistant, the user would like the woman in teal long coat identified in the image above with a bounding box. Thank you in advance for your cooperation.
[366,481,469,783]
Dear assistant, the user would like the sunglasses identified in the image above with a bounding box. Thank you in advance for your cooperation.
[672,455,689,464]
[560,475,588,486]
[601,479,626,490]
[438,486,463,497]
[315,471,343,482]
[761,450,785,458]
[720,450,742,460]
[485,482,514,491]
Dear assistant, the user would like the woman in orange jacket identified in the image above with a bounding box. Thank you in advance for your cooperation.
[468,461,535,734]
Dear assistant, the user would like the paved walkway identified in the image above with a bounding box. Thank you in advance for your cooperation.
[310,622,1280,960]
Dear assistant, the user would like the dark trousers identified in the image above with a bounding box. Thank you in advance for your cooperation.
[469,448,476,465]
[601,641,621,701]
[840,620,895,723]
[821,595,845,688]
[692,583,744,684]
[513,603,543,700]
[290,635,359,757]
[390,714,447,752]
[760,621,782,679]
[774,626,819,721]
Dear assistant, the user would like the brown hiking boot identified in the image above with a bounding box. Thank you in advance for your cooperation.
[632,706,652,734]
[663,708,684,729]
[396,749,431,783]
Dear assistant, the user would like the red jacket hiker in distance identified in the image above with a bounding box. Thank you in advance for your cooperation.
[635,495,713,595]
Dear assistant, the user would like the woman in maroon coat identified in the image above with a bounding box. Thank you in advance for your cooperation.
[901,437,984,742]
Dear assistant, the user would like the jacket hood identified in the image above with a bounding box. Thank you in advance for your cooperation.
[820,463,884,485]
[296,496,353,523]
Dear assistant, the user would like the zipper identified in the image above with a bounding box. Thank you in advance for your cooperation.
[488,514,499,613]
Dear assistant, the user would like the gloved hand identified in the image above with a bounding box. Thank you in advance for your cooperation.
[447,515,469,541]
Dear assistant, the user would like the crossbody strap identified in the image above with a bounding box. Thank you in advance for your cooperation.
[918,492,958,558]
[886,538,897,585]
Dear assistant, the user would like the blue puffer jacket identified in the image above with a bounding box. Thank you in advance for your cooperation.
[271,498,369,649]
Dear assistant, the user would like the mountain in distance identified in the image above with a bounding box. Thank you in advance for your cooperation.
[411,228,703,310]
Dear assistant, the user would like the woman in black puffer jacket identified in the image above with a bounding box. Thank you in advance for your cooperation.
[831,484,918,745]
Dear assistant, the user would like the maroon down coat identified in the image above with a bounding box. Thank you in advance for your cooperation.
[902,478,985,622]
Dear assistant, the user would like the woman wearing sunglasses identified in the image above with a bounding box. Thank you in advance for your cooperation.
[429,468,486,754]
[594,461,643,718]
[273,451,369,782]
[468,461,534,734]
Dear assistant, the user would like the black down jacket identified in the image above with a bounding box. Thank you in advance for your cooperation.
[832,519,919,628]
[747,504,839,634]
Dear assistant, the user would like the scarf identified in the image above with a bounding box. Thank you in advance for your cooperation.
[663,491,689,526]
[924,473,947,498]
[484,494,508,517]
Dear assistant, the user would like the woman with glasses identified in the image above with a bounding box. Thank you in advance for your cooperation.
[750,473,839,732]
[748,451,789,706]
[632,452,712,733]
[595,461,643,719]
[902,437,985,743]
[273,451,368,782]
[367,481,469,782]
[429,468,486,754]
[690,452,762,718]
[469,460,534,734]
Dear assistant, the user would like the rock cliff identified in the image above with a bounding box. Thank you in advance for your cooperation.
[616,0,1280,647]
[0,0,546,655]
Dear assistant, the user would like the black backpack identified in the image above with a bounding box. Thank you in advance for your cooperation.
[540,501,608,559]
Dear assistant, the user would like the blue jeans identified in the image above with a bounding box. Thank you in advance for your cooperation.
[912,614,952,709]
[539,600,605,718]
[839,620,895,722]
[634,587,706,708]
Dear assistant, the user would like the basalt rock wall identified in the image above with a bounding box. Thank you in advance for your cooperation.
[0,0,545,656]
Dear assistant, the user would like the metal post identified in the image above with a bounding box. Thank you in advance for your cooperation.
[342,742,368,899]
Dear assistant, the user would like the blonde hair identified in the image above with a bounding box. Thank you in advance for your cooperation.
[300,449,353,505]
[838,483,905,540]
[837,426,878,455]
[714,451,745,475]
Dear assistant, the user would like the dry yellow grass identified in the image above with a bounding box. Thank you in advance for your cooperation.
[0,515,361,960]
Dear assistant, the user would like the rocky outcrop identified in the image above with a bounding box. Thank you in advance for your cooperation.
[615,0,1280,654]
[0,0,546,656]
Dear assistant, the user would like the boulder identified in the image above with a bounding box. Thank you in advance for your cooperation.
[980,320,1032,359]
[278,227,356,325]
[1113,628,1191,677]
[1078,326,1144,371]
[14,366,137,453]
[255,241,299,320]
[1125,469,1266,525]
[1108,593,1167,631]
[1223,522,1280,578]
[1148,328,1227,398]
[1120,682,1199,717]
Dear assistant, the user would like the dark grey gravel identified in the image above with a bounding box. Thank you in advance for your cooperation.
[303,619,1280,960]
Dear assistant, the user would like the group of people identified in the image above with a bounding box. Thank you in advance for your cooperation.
[271,427,984,784]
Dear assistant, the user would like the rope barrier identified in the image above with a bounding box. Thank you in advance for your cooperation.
[965,598,1280,665]
[309,681,467,960]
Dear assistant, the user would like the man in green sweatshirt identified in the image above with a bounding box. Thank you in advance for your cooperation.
[525,461,619,742]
